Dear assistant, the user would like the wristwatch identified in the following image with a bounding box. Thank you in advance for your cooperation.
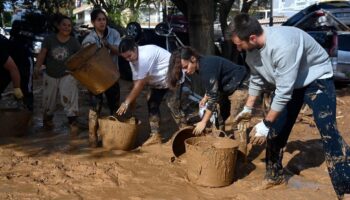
[263,118,273,128]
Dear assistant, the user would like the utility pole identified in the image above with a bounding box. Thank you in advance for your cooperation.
[269,0,273,26]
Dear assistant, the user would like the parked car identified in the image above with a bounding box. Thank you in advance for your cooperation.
[283,8,350,83]
[166,8,189,33]
[283,1,350,26]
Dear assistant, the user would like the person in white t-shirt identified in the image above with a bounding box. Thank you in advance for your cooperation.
[116,37,171,145]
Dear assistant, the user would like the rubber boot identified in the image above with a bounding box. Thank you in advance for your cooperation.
[43,114,54,130]
[88,109,98,147]
[68,116,79,138]
[143,115,162,146]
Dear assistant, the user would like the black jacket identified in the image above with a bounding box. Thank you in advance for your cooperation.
[198,55,247,111]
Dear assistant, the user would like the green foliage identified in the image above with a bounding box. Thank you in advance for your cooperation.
[88,0,149,26]
[1,11,12,26]
[37,0,75,15]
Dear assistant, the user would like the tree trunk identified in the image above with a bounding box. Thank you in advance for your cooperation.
[186,0,215,55]
[218,0,236,61]
[241,0,257,13]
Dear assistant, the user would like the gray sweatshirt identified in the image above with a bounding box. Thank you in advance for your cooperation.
[246,26,333,112]
[82,26,121,69]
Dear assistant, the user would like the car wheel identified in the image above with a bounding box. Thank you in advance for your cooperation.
[126,22,142,42]
[155,22,171,36]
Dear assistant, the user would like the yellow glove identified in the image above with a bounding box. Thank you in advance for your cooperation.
[13,88,24,99]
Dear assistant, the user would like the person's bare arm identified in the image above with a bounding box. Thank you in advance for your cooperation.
[125,79,147,105]
[116,78,147,115]
[245,95,259,108]
[35,48,48,69]
[3,56,20,88]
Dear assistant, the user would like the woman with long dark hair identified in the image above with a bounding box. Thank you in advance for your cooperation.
[167,46,247,134]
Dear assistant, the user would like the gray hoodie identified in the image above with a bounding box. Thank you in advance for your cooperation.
[246,26,333,111]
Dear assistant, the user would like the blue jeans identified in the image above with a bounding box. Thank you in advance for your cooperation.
[267,78,350,197]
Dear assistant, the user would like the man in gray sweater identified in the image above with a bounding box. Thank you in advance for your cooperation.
[227,13,349,199]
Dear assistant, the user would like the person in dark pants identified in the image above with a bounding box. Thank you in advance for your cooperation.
[0,35,28,107]
[82,8,121,115]
[167,46,247,134]
[8,20,34,111]
[117,37,171,146]
[228,13,350,199]
[82,9,121,147]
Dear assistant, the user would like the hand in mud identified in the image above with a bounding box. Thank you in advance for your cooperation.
[116,102,128,115]
[233,106,253,129]
[193,121,206,135]
[237,119,250,133]
[249,120,269,145]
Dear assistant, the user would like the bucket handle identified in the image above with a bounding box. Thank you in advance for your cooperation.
[108,115,118,121]
[204,128,232,138]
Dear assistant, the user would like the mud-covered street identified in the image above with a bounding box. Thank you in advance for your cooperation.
[0,79,349,200]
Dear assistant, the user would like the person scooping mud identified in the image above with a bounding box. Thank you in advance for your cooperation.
[228,13,350,199]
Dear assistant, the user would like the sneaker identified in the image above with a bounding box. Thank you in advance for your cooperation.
[149,116,160,134]
[88,110,98,147]
[143,133,162,146]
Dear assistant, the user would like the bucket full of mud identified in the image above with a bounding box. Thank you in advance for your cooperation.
[172,127,228,158]
[65,44,120,95]
[98,116,140,150]
[0,108,32,137]
[184,136,239,187]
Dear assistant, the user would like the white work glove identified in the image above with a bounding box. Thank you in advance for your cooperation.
[235,106,253,121]
[13,88,24,99]
[250,120,269,145]
[233,106,253,130]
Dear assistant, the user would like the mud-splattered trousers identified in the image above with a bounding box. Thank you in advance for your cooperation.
[148,88,169,134]
[42,73,79,123]
[266,78,350,197]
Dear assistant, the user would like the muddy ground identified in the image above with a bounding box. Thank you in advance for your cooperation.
[0,78,349,200]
